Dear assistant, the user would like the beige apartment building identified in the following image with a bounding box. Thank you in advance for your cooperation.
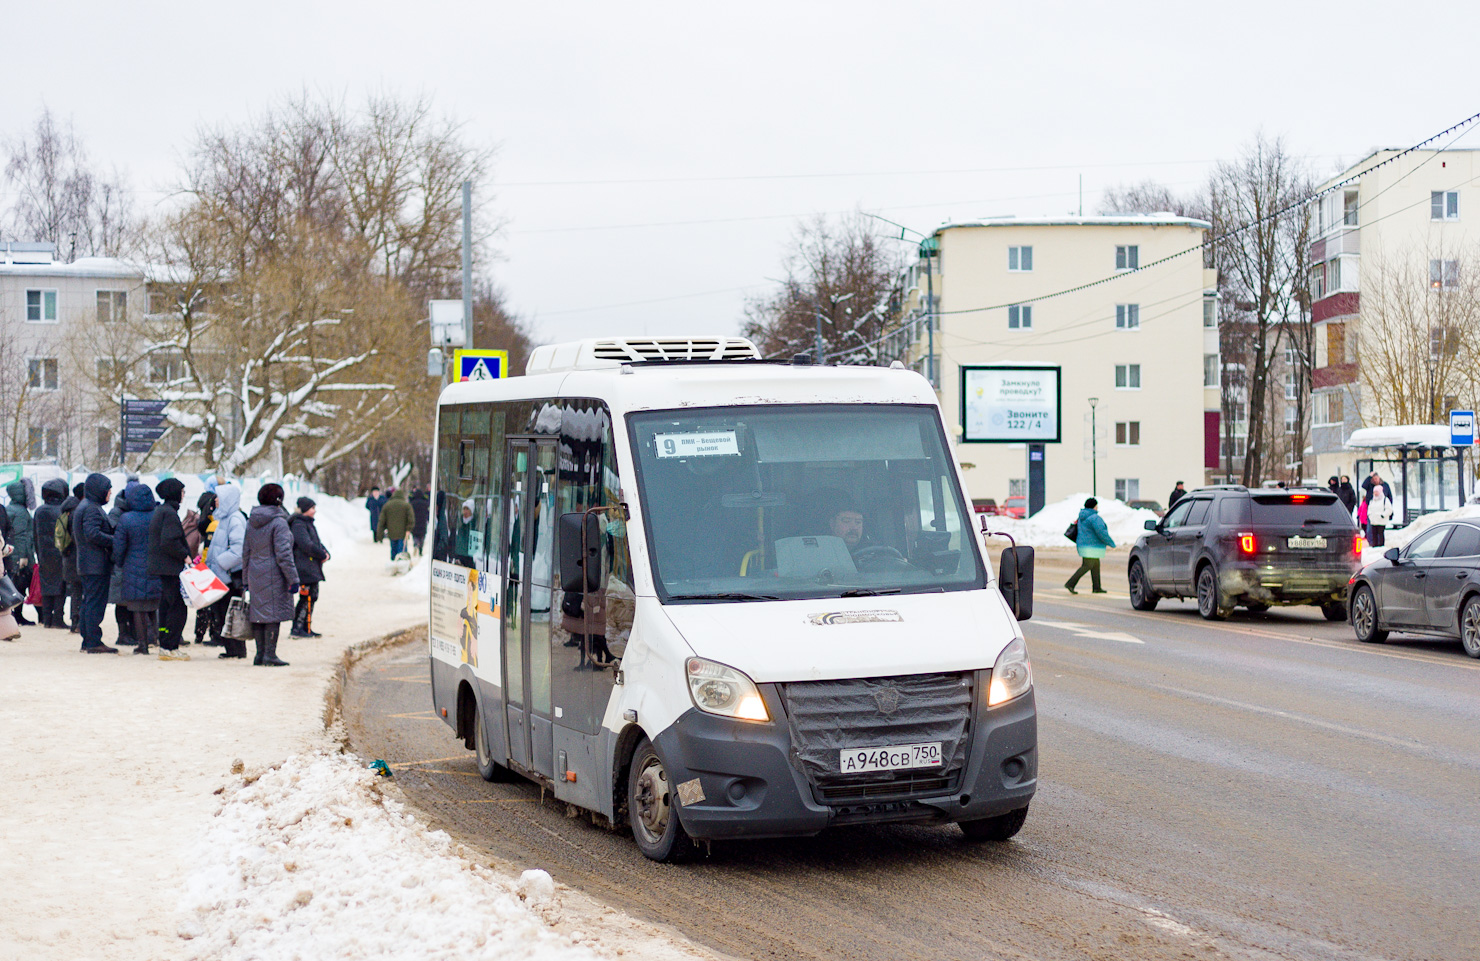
[1308,148,1480,490]
[0,242,148,467]
[886,216,1218,511]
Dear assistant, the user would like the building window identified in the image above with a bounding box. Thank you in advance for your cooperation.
[25,289,58,323]
[1430,259,1459,289]
[1343,190,1358,226]
[27,358,59,391]
[1115,245,1139,270]
[1007,304,1032,329]
[1284,378,1298,400]
[1115,304,1140,329]
[1007,246,1032,271]
[1114,478,1140,501]
[1114,363,1141,389]
[1312,392,1345,426]
[1114,421,1141,446]
[148,351,187,384]
[1204,354,1219,388]
[1430,325,1461,361]
[1431,191,1459,221]
[1310,263,1326,299]
[96,427,114,462]
[1220,435,1247,459]
[1007,478,1026,497]
[1284,405,1298,433]
[28,427,60,460]
[96,290,127,323]
[1203,295,1217,327]
[1328,258,1341,291]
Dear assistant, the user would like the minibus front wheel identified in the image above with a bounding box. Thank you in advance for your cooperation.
[628,737,697,863]
[958,804,1029,843]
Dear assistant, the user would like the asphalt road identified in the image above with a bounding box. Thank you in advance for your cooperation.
[343,557,1480,961]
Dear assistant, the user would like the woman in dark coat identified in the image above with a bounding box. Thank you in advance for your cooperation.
[32,478,69,628]
[289,496,329,638]
[58,483,84,632]
[241,483,298,667]
[112,483,161,655]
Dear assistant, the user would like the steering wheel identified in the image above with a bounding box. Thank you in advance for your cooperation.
[852,545,909,572]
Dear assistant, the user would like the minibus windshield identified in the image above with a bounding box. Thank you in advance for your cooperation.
[629,404,986,602]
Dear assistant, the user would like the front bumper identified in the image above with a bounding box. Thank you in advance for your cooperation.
[651,683,1037,841]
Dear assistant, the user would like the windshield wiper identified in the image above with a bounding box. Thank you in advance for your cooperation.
[839,587,901,597]
[667,592,781,602]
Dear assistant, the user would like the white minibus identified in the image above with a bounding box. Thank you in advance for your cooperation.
[427,336,1037,862]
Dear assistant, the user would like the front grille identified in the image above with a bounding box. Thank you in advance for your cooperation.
[590,337,759,363]
[777,672,974,806]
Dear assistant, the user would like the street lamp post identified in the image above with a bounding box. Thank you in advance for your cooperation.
[1088,397,1099,498]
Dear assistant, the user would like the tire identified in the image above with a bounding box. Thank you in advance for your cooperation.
[1350,584,1388,644]
[959,805,1029,842]
[1196,565,1230,621]
[1128,560,1158,611]
[473,700,508,782]
[1244,602,1270,613]
[628,737,696,863]
[1461,595,1480,659]
[1320,601,1348,623]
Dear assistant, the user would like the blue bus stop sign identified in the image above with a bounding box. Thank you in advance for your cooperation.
[1451,410,1475,447]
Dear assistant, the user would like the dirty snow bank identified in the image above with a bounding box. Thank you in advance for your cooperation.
[981,493,1157,548]
[179,752,599,961]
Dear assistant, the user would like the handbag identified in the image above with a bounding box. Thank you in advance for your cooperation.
[222,595,254,641]
[1064,521,1079,542]
[181,560,229,610]
[26,565,41,606]
[0,574,23,611]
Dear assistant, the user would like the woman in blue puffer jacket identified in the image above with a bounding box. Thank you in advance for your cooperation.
[1065,497,1116,594]
[112,483,161,654]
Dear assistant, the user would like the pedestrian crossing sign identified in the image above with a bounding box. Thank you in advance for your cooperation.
[452,349,508,383]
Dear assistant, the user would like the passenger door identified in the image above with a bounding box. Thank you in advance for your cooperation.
[1170,497,1213,592]
[501,437,559,781]
[1148,499,1193,588]
[1381,525,1450,629]
[1425,523,1480,632]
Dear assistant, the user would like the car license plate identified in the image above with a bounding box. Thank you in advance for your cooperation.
[839,742,942,774]
[1287,535,1327,549]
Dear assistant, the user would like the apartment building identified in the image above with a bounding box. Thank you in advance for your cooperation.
[886,216,1218,509]
[1308,148,1480,482]
[0,242,147,466]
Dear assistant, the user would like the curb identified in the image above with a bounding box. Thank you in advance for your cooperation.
[322,623,427,735]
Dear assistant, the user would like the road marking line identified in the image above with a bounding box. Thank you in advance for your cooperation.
[387,675,431,683]
[388,710,441,720]
[457,798,539,804]
[1034,618,1143,644]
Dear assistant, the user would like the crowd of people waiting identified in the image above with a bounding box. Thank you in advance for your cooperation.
[0,474,330,663]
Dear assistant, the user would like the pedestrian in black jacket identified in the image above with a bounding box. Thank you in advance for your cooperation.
[1337,475,1358,515]
[409,487,430,555]
[32,479,69,627]
[148,478,191,657]
[72,473,117,653]
[58,483,84,632]
[289,496,330,637]
[1167,481,1188,511]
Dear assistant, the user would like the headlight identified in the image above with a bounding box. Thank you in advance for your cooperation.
[988,637,1033,707]
[686,657,769,722]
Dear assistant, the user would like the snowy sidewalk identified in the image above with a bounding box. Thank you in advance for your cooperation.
[0,526,710,961]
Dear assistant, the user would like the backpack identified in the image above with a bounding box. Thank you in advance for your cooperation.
[56,509,74,556]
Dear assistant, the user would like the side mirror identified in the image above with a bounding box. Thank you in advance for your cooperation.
[559,511,601,593]
[998,546,1035,621]
[1383,547,1401,564]
[1143,519,1158,531]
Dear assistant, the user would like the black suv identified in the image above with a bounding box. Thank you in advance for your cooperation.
[1127,485,1361,620]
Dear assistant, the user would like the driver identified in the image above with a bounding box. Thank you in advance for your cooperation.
[828,505,865,550]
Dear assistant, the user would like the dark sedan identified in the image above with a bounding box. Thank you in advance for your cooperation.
[1348,519,1480,656]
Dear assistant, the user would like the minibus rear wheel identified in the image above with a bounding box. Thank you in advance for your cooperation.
[958,805,1029,842]
[473,700,509,782]
[628,737,696,863]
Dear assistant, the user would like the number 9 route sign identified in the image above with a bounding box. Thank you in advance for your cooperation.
[960,366,1062,443]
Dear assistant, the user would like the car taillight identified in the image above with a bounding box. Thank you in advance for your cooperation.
[1353,534,1364,557]
[1239,533,1256,554]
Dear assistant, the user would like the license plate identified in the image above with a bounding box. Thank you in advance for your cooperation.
[839,742,943,774]
[1287,535,1327,549]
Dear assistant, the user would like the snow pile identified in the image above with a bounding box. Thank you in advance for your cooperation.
[982,493,1158,548]
[1361,504,1480,564]
[178,751,600,961]
[397,552,432,595]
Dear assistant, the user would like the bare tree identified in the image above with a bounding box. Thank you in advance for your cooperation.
[743,212,902,362]
[1207,135,1311,485]
[3,107,136,258]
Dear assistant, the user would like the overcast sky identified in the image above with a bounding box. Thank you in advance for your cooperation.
[3,1,1475,347]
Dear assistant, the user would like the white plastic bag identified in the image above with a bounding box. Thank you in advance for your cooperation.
[181,562,229,610]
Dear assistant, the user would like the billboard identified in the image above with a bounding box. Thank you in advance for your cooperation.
[961,366,1061,443]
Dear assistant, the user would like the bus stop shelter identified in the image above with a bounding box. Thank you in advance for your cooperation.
[1347,425,1473,527]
